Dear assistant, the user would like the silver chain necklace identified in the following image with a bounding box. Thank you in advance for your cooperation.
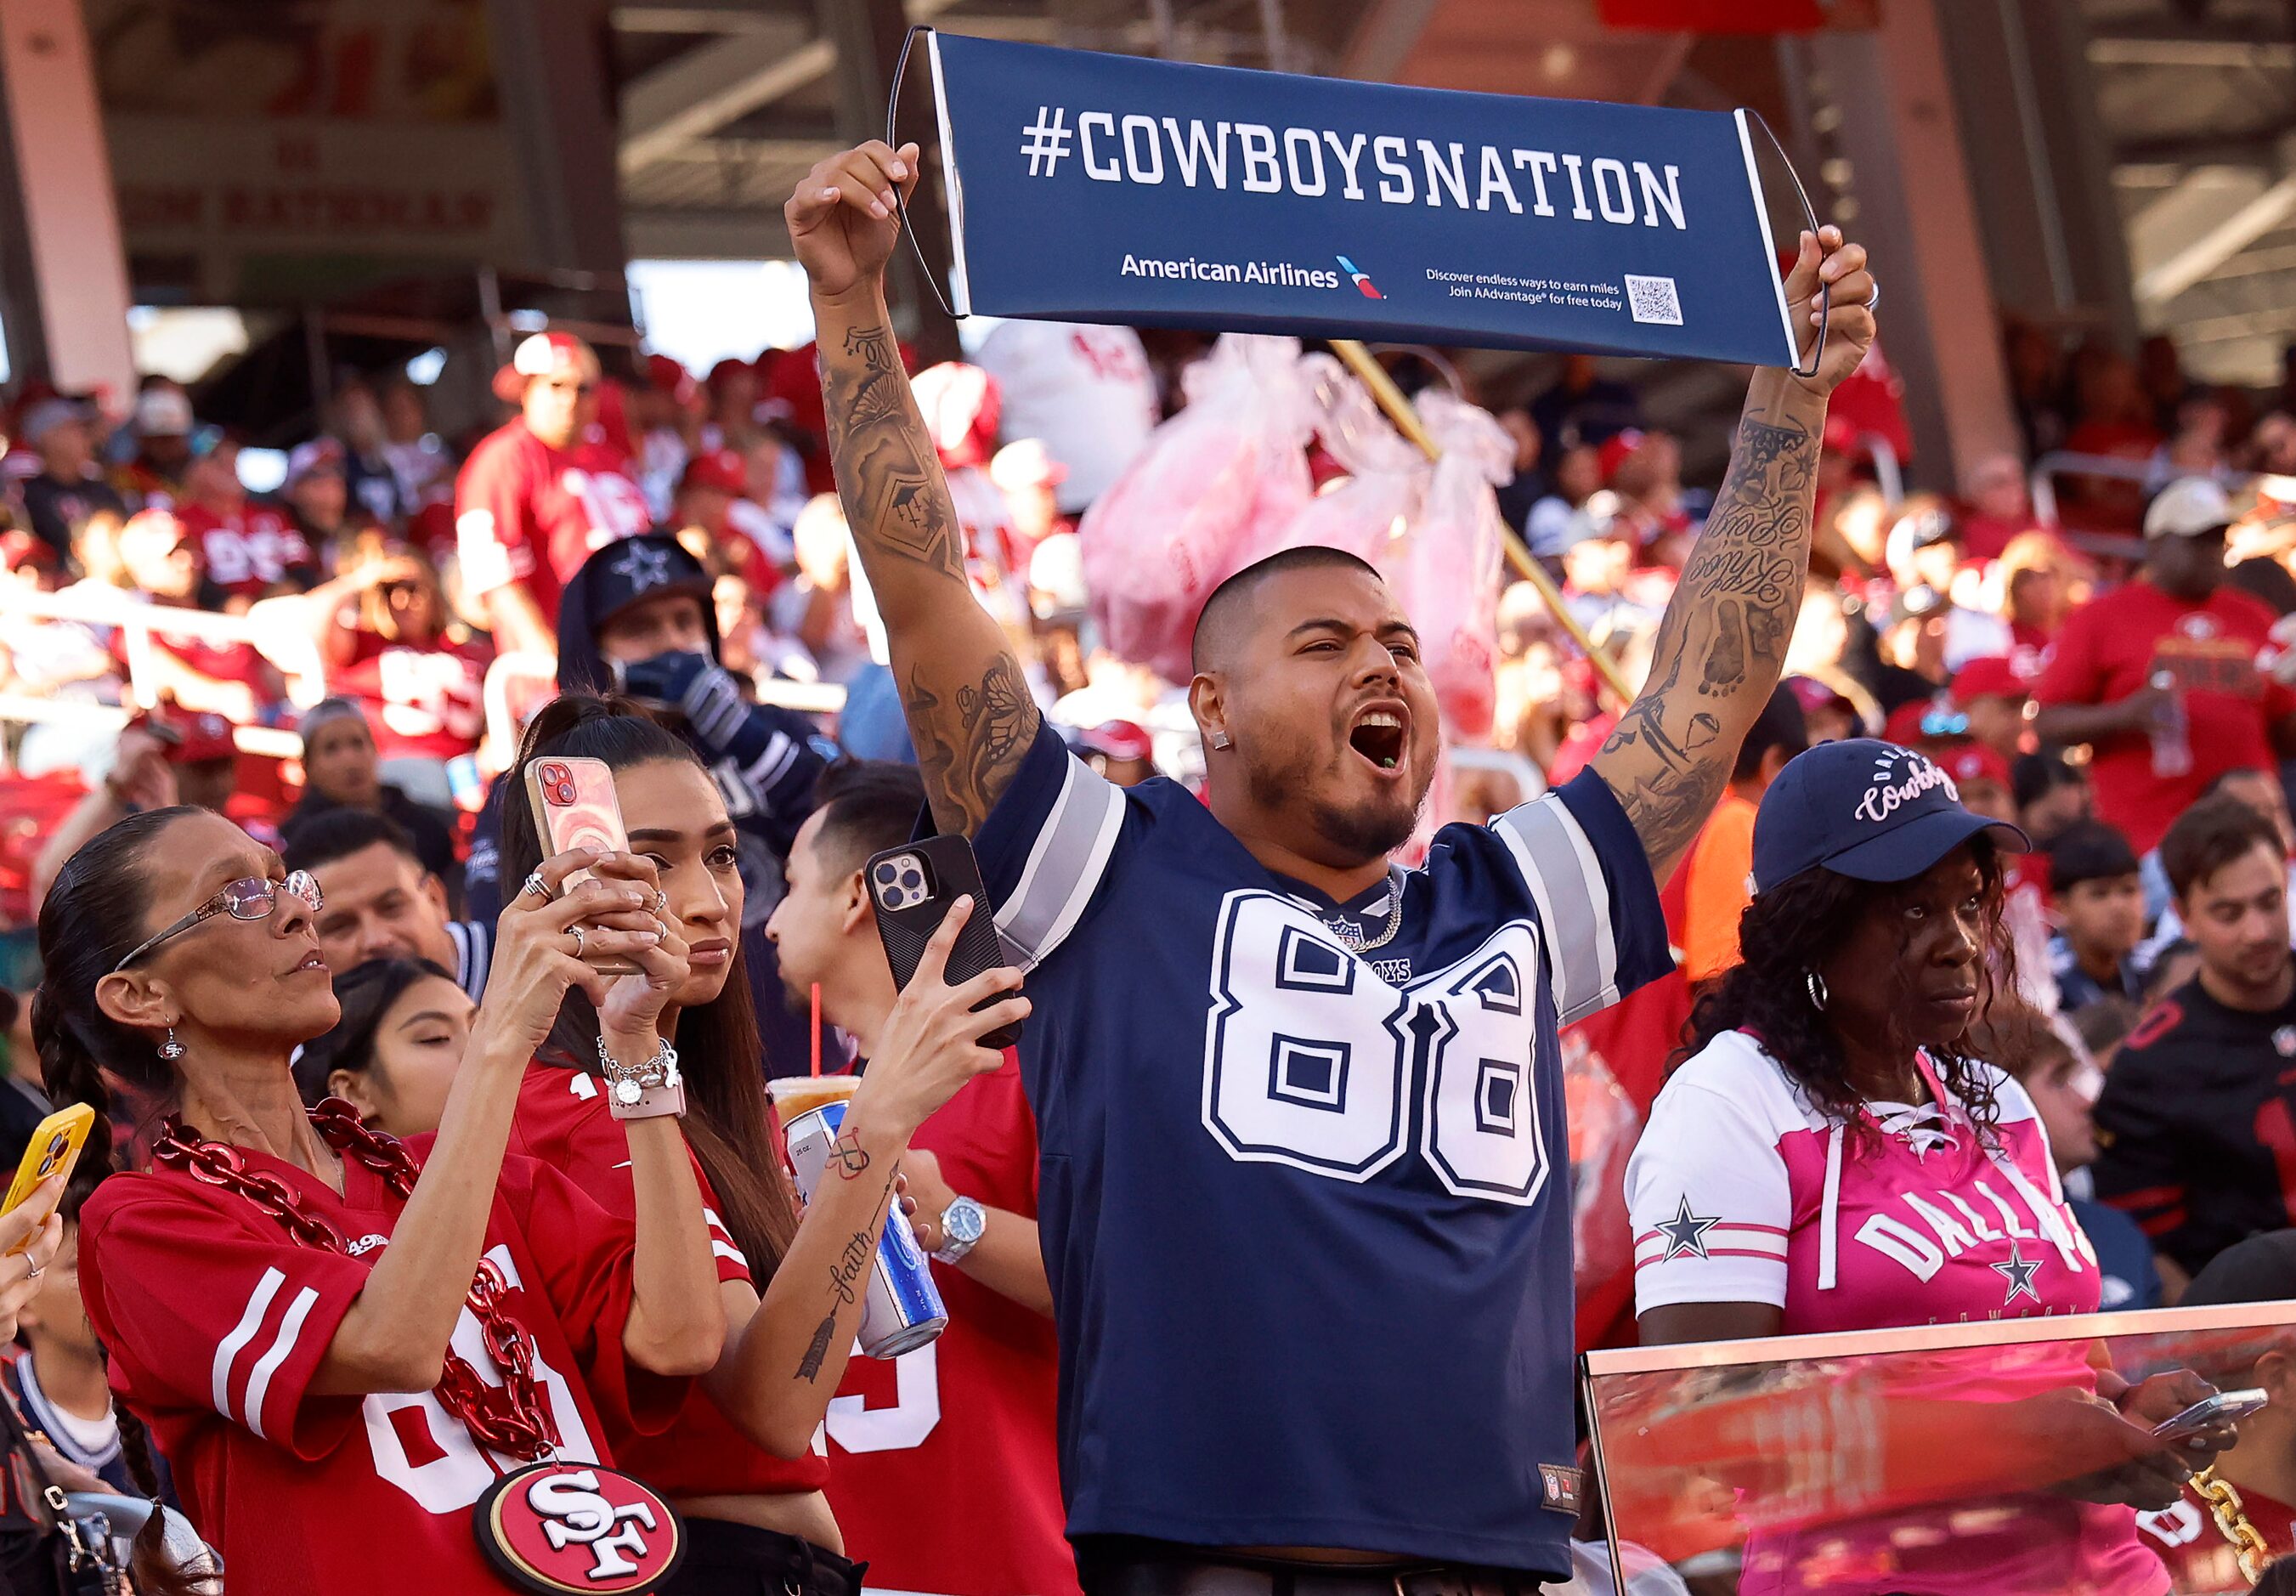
[1328,866,1407,954]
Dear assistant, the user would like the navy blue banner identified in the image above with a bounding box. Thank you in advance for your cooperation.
[917,31,1803,366]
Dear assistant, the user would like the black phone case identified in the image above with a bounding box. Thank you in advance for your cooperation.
[866,835,1024,1050]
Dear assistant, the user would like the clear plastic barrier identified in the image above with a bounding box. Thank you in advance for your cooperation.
[1583,1305,2296,1594]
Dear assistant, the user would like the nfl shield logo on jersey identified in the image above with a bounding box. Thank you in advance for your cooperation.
[475,1462,684,1594]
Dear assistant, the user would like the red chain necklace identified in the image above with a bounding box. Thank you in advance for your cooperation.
[151,1099,557,1459]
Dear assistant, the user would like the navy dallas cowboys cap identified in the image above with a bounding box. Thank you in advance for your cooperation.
[1750,738,2029,896]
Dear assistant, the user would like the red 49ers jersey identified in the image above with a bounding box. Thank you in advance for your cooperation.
[824,1054,1077,1596]
[81,1143,685,1596]
[455,419,653,625]
[508,1063,832,1498]
[333,631,490,762]
[178,501,317,600]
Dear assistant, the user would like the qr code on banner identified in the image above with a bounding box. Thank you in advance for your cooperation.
[1625,274,1683,326]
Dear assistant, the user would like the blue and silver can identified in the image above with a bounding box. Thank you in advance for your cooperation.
[784,1100,947,1358]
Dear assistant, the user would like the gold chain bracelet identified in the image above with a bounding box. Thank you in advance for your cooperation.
[2191,1466,2276,1585]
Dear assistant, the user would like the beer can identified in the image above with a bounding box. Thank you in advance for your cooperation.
[784,1101,947,1358]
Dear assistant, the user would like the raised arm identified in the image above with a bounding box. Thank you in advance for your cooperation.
[1590,228,1875,884]
[789,142,1040,836]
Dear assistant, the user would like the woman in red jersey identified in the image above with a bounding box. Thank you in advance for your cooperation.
[497,697,1028,1596]
[33,804,729,1595]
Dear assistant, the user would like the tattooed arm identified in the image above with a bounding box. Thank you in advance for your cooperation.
[698,903,1026,1456]
[1590,228,1877,885]
[789,142,1038,837]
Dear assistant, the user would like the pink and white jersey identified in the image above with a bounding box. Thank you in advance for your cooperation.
[1628,1029,2097,1332]
[1627,1031,2164,1596]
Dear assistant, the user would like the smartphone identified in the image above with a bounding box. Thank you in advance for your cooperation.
[524,755,639,975]
[865,835,1024,1050]
[2152,1388,2269,1440]
[2,1104,93,1253]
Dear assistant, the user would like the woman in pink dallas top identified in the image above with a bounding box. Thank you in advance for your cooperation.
[1628,740,2237,1596]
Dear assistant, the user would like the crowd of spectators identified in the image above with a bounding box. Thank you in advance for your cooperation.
[4,280,2296,1589]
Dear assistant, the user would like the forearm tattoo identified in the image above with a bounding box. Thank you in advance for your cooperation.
[823,324,963,580]
[1599,410,1818,873]
[822,320,1039,835]
[793,1160,903,1382]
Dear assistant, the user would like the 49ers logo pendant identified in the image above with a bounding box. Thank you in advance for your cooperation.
[474,1462,683,1594]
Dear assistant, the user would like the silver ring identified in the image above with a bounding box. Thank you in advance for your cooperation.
[650,889,667,914]
[569,924,586,959]
[24,1264,40,1281]
[522,870,552,902]
[1863,281,1880,311]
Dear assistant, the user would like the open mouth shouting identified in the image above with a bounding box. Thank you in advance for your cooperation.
[1348,703,1409,773]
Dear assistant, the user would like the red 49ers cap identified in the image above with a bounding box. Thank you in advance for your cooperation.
[1950,655,2029,706]
[680,448,749,497]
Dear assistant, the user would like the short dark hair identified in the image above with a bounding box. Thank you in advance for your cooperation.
[280,806,424,877]
[1190,546,1383,675]
[2011,750,2084,813]
[2047,819,2140,892]
[2161,794,2284,901]
[807,759,926,879]
[1733,682,1808,784]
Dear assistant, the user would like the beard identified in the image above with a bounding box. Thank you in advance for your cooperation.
[1245,739,1431,864]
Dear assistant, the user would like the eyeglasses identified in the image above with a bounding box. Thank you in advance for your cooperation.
[111,871,325,973]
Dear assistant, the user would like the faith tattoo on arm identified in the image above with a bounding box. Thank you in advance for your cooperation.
[1592,405,1819,881]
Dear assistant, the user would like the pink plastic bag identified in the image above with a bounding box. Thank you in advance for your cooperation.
[1249,355,1425,573]
[1077,336,1315,683]
[1374,391,1508,742]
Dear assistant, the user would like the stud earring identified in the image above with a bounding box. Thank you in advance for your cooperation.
[159,1027,184,1061]
[1210,731,1233,750]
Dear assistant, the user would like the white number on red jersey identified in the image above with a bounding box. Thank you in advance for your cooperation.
[374,648,484,741]
[1204,894,1548,1207]
[362,1245,602,1512]
[823,1338,940,1454]
[565,470,653,551]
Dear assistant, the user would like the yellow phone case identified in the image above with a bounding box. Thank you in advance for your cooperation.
[2,1103,93,1248]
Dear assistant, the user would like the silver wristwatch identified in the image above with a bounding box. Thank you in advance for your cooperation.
[932,1195,987,1264]
[597,1035,684,1119]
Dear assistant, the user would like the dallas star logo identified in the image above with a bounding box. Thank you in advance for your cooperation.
[611,542,671,591]
[1990,1238,2043,1305]
[1657,1197,1719,1261]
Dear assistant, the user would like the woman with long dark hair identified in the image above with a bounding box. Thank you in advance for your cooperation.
[34,804,727,1593]
[1628,739,2228,1595]
[496,694,1027,1596]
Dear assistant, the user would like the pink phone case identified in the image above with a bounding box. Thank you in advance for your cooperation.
[526,756,639,974]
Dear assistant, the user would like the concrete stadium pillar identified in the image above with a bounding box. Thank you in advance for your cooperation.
[0,0,135,403]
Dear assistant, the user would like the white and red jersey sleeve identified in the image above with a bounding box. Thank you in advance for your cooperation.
[455,423,548,604]
[85,1180,366,1459]
[1624,1031,1799,1313]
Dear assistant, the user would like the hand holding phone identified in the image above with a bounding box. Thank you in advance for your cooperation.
[2,1106,93,1254]
[525,756,640,975]
[865,836,1024,1050]
[2152,1387,2269,1442]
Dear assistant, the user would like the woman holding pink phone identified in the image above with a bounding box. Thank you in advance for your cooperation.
[33,800,729,1595]
[497,695,1028,1596]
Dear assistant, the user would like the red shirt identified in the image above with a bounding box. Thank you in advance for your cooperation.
[507,1064,831,1499]
[333,630,490,762]
[455,420,652,625]
[82,1145,679,1596]
[824,1055,1077,1596]
[2138,1477,2293,1593]
[111,611,275,698]
[2033,580,2294,852]
[178,501,317,600]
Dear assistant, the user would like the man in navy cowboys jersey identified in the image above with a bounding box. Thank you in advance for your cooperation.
[789,140,1876,1592]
